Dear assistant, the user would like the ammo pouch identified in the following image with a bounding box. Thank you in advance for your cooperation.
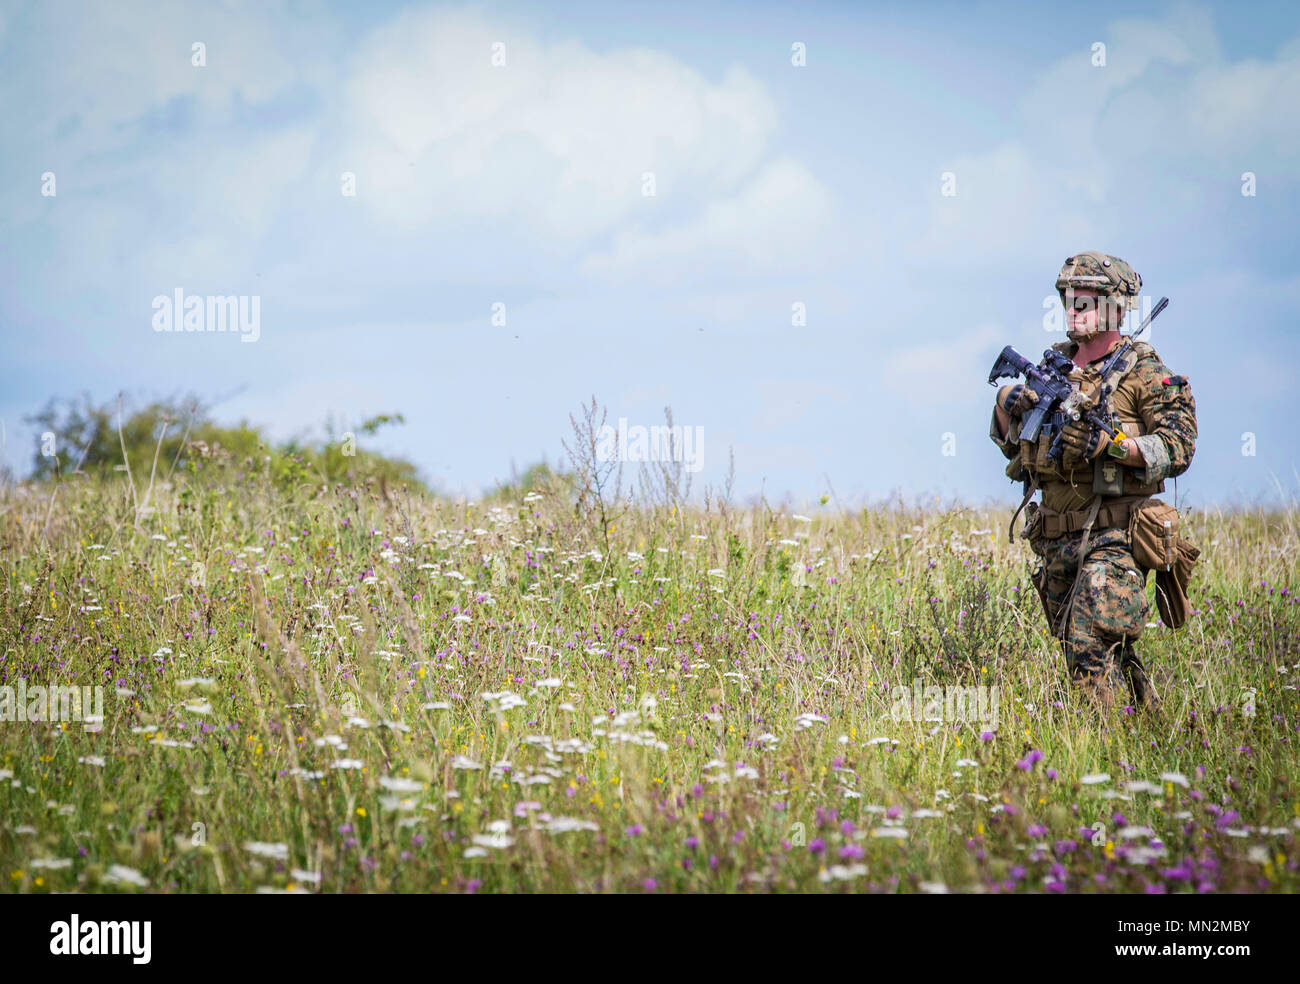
[1020,501,1047,556]
[1128,499,1200,629]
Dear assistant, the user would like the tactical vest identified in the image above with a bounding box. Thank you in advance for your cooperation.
[1009,339,1165,502]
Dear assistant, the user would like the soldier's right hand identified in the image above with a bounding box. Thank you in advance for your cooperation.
[998,384,1039,416]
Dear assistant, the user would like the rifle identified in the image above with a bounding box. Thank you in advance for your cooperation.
[987,296,1169,466]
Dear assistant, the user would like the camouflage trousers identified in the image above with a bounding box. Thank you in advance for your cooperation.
[1029,526,1153,702]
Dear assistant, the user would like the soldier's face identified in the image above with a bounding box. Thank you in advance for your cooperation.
[1064,289,1120,340]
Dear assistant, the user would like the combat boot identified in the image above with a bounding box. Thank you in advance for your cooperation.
[1072,669,1123,712]
[1121,645,1160,709]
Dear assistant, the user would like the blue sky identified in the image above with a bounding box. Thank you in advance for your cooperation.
[2,0,1297,507]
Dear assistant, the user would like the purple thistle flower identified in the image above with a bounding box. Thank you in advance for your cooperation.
[1016,749,1043,771]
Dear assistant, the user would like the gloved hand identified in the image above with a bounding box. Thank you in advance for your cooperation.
[1060,418,1111,466]
[997,384,1039,416]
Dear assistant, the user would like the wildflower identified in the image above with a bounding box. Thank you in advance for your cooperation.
[1016,749,1043,771]
[103,864,149,888]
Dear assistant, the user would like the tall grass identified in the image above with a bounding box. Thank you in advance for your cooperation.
[1,465,1297,893]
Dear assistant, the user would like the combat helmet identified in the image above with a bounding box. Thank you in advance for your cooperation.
[1056,251,1142,312]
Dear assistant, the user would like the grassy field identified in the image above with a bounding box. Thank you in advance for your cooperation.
[2,466,1298,894]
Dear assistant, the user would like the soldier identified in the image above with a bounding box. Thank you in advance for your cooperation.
[989,252,1197,708]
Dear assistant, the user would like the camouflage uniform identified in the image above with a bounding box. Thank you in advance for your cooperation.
[990,253,1197,705]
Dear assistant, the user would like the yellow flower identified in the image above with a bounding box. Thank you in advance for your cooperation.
[356,807,367,818]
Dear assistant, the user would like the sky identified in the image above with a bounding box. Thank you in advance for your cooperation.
[1,0,1297,509]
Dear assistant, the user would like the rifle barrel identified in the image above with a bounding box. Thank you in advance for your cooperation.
[1132,296,1169,339]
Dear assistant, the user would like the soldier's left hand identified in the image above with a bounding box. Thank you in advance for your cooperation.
[1060,419,1111,466]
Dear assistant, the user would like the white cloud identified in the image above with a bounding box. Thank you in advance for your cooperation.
[1116,35,1300,162]
[583,158,831,281]
[341,7,789,249]
[907,6,1298,267]
[1019,13,1207,158]
[916,142,1106,262]
[3,1,314,150]
[4,3,828,293]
